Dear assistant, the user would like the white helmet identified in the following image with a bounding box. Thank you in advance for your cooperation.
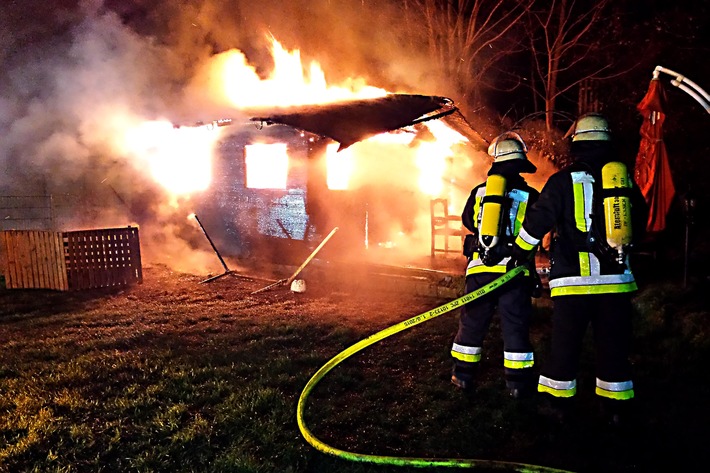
[487,132,536,173]
[571,113,611,141]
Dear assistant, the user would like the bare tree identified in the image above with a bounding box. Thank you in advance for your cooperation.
[402,0,532,107]
[525,0,619,132]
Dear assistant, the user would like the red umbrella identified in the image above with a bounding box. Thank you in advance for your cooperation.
[634,79,676,233]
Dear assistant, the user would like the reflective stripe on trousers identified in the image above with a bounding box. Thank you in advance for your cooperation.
[504,351,534,369]
[451,343,481,363]
[452,345,535,369]
[538,375,576,398]
[539,376,635,400]
[596,378,634,400]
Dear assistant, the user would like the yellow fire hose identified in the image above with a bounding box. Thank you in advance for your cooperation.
[296,266,572,472]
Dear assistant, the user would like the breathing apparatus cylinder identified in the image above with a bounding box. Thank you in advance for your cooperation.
[601,161,632,263]
[478,174,507,252]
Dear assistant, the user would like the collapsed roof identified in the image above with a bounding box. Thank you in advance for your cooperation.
[249,94,487,150]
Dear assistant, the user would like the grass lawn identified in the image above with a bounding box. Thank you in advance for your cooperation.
[1,255,709,473]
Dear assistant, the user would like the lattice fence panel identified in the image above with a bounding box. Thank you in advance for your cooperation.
[63,227,142,290]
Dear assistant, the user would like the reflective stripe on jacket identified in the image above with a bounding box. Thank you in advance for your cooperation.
[515,158,647,297]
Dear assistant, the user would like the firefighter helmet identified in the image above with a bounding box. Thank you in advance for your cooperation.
[487,132,536,174]
[571,113,611,142]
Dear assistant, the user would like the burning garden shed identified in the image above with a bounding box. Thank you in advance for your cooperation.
[193,94,490,269]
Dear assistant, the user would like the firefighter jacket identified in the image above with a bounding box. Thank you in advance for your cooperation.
[463,174,539,277]
[514,143,648,297]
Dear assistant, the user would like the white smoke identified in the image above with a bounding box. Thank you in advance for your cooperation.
[0,2,229,272]
[3,7,161,184]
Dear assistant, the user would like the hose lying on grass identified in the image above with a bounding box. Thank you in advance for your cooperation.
[296,265,572,473]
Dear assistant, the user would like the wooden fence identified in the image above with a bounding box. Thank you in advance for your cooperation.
[0,230,68,290]
[0,227,142,291]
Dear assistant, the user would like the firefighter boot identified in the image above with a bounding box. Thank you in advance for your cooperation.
[538,394,576,427]
[505,367,536,399]
[601,398,635,431]
[451,362,478,395]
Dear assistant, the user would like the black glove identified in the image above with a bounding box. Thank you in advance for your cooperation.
[506,244,531,272]
[463,234,477,258]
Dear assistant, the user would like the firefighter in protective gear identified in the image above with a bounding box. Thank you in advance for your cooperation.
[451,132,540,398]
[512,113,648,424]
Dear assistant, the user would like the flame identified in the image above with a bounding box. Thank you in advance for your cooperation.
[323,124,467,197]
[416,120,468,197]
[125,36,390,197]
[122,120,220,196]
[367,132,416,145]
[318,120,469,255]
[244,143,289,189]
[218,36,388,108]
[326,143,354,190]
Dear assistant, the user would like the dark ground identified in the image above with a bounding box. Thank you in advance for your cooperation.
[1,240,709,472]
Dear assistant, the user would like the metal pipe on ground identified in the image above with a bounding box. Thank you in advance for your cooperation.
[251,227,339,295]
[192,213,237,284]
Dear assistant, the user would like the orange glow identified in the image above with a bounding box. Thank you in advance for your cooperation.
[322,123,467,198]
[416,120,468,196]
[245,143,289,189]
[366,131,416,145]
[325,131,419,191]
[415,141,447,196]
[326,143,354,190]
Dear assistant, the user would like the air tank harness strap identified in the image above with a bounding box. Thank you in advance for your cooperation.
[296,266,572,473]
[599,187,633,199]
[481,194,508,205]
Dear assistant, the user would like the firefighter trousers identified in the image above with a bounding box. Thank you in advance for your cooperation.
[539,293,633,399]
[452,272,535,389]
